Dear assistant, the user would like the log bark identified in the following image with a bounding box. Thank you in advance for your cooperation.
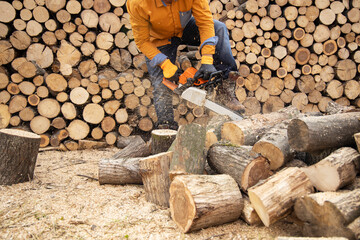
[0,129,40,185]
[302,147,360,192]
[287,112,360,152]
[139,151,173,207]
[205,115,231,149]
[169,174,243,233]
[169,123,206,179]
[248,167,314,227]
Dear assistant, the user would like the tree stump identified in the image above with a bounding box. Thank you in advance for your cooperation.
[150,129,177,155]
[169,174,243,233]
[0,129,41,185]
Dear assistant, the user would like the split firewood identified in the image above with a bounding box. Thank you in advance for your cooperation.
[248,167,314,227]
[294,189,360,240]
[139,151,173,207]
[0,129,41,185]
[169,174,243,233]
[241,196,262,225]
[302,147,360,192]
[288,112,360,152]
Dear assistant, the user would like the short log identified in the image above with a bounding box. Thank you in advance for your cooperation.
[169,174,243,233]
[139,151,173,207]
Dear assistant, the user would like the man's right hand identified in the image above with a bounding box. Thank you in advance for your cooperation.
[160,59,179,83]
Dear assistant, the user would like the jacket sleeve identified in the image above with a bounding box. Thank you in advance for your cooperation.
[126,0,167,67]
[191,0,217,55]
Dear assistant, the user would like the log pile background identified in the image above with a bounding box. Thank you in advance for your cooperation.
[0,0,359,148]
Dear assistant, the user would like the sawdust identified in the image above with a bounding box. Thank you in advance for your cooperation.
[0,147,302,240]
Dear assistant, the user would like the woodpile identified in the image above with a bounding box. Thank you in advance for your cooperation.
[0,0,360,148]
[96,106,360,238]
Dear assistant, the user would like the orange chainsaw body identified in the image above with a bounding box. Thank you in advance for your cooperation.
[178,67,207,86]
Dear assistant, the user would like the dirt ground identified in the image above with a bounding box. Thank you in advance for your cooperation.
[0,147,302,240]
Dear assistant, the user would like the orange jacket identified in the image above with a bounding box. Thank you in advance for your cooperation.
[126,0,217,66]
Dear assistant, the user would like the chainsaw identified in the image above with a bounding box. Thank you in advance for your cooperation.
[162,67,243,121]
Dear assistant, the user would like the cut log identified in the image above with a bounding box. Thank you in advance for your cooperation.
[98,157,142,185]
[335,59,357,81]
[208,142,270,188]
[241,196,262,225]
[169,123,206,179]
[169,174,243,233]
[0,129,40,185]
[150,129,177,154]
[112,135,150,159]
[37,98,60,118]
[221,106,301,145]
[248,167,314,227]
[252,120,294,170]
[66,119,89,140]
[294,189,360,240]
[302,147,360,192]
[0,40,15,65]
[139,151,173,207]
[287,112,360,152]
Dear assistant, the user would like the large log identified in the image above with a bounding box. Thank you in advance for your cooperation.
[294,189,360,240]
[302,147,360,192]
[248,167,314,227]
[169,123,206,179]
[169,174,243,233]
[0,129,40,185]
[221,106,301,145]
[139,151,173,207]
[287,112,360,152]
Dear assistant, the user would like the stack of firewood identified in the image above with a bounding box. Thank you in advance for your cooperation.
[98,105,360,239]
[0,0,360,149]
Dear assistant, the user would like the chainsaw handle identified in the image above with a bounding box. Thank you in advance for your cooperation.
[162,78,178,91]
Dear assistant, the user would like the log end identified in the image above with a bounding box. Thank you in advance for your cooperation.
[302,165,341,192]
[248,190,270,227]
[169,177,196,233]
[221,122,245,145]
[252,142,285,170]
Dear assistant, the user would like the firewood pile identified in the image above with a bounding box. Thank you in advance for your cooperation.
[99,105,360,239]
[0,0,360,150]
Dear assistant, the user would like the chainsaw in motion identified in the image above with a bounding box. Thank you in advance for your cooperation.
[162,67,243,121]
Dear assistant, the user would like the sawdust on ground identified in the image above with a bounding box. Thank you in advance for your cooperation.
[0,147,302,240]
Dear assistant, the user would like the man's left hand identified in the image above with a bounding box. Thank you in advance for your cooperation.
[194,55,217,80]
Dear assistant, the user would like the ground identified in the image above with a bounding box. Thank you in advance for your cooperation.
[0,147,302,240]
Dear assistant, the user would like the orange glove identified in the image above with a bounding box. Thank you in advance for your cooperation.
[161,59,179,82]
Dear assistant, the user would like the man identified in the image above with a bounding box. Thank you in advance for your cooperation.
[126,0,243,130]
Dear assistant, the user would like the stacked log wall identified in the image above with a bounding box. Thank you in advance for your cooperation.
[0,0,360,148]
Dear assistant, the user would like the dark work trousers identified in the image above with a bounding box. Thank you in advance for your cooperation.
[145,17,237,129]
